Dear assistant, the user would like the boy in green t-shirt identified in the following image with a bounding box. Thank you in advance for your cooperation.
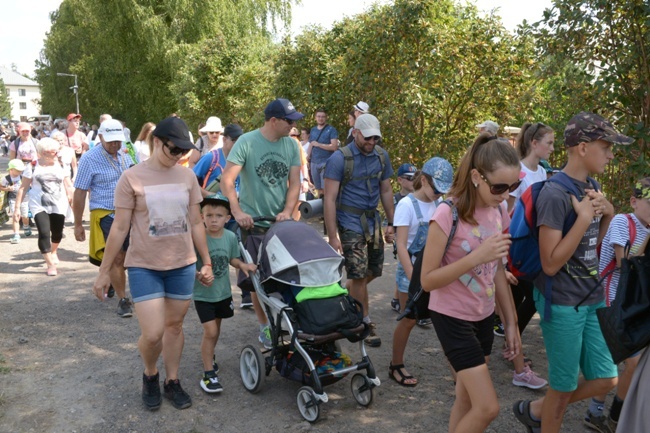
[194,195,256,393]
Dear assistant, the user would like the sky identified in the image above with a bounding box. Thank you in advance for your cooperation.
[0,0,552,78]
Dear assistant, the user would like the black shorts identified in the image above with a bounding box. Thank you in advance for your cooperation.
[194,298,234,323]
[430,310,495,373]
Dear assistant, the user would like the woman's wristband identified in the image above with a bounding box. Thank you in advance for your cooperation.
[387,222,393,227]
[202,263,212,267]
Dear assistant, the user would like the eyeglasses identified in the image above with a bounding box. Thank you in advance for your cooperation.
[479,172,522,195]
[363,135,381,142]
[279,118,295,125]
[290,134,300,138]
[163,141,191,156]
[208,131,221,135]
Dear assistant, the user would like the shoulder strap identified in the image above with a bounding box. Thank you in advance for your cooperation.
[315,124,329,142]
[5,174,12,186]
[439,199,459,252]
[202,150,223,189]
[407,193,424,223]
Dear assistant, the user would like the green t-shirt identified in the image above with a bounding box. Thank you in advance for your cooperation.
[227,129,300,227]
[193,229,240,302]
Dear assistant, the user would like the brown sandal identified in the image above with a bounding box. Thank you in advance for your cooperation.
[389,362,418,387]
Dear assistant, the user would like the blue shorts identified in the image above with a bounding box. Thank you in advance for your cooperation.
[395,262,410,293]
[128,263,195,303]
[534,290,618,392]
[99,214,129,251]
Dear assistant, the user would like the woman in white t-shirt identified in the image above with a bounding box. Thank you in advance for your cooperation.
[13,138,74,276]
[133,122,156,163]
[92,117,213,412]
[390,157,453,387]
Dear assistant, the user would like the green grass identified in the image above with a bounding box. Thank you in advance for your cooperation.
[0,354,10,374]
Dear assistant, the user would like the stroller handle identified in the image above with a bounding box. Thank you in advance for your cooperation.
[252,216,277,223]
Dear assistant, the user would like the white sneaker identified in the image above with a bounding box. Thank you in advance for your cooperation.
[10,234,20,244]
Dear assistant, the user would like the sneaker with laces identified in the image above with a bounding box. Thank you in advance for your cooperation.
[512,366,547,390]
[24,227,32,237]
[365,322,381,347]
[493,321,505,337]
[212,355,219,373]
[416,318,432,327]
[10,234,20,244]
[142,372,162,411]
[200,372,224,393]
[117,298,133,318]
[107,285,115,298]
[258,326,272,349]
[584,411,616,433]
[240,294,253,309]
[164,379,192,409]
[390,298,400,313]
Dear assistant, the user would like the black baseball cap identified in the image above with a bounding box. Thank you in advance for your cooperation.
[264,98,304,121]
[223,123,244,140]
[153,117,196,150]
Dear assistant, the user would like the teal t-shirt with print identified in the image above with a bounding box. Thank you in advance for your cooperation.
[227,129,300,227]
[193,229,240,302]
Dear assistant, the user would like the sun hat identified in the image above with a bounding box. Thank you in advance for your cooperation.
[564,111,634,147]
[264,98,304,121]
[354,114,381,137]
[422,157,453,194]
[199,117,224,133]
[8,159,26,171]
[152,117,197,150]
[354,101,370,113]
[16,122,31,132]
[98,119,125,142]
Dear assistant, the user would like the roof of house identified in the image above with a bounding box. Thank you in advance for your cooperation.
[0,66,38,87]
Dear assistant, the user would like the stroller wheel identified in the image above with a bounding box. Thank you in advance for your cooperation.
[239,345,266,393]
[297,386,320,423]
[351,373,373,407]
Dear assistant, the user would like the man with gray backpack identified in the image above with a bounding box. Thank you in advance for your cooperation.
[323,113,395,347]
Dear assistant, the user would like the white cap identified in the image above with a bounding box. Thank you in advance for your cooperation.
[476,120,499,134]
[354,114,381,137]
[98,119,125,142]
[199,116,224,133]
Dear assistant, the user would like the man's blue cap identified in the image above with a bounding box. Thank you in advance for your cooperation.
[397,163,417,178]
[422,157,453,194]
[264,98,305,121]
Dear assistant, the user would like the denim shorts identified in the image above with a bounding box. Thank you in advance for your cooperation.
[534,290,618,392]
[395,262,410,293]
[128,263,195,303]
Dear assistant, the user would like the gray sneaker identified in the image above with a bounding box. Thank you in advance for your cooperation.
[258,326,272,349]
[117,298,133,318]
[365,322,381,347]
[584,411,615,433]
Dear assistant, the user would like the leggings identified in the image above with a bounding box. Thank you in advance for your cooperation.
[34,211,65,254]
[511,279,537,335]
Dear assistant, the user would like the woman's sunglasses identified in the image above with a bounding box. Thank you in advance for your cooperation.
[164,141,191,156]
[479,172,522,195]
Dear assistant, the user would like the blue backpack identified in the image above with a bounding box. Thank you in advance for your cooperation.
[507,171,599,320]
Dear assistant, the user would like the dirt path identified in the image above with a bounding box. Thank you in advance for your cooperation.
[0,157,595,433]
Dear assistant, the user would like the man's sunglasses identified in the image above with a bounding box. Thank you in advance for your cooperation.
[363,135,381,142]
[164,141,191,156]
[279,118,296,125]
[479,172,522,195]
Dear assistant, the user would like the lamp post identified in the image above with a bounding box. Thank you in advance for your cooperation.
[56,73,79,114]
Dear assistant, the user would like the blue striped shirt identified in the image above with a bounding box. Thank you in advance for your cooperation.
[74,145,134,211]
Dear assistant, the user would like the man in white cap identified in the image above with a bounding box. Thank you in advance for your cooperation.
[354,101,370,118]
[323,113,395,347]
[476,120,499,135]
[73,118,135,318]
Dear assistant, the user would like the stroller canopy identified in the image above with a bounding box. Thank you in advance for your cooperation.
[258,220,344,287]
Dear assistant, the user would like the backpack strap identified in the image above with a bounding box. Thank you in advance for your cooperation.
[6,174,13,186]
[598,214,636,306]
[201,150,223,189]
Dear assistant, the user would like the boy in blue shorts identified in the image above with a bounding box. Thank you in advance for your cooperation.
[194,195,256,393]
[587,177,650,432]
[514,112,633,433]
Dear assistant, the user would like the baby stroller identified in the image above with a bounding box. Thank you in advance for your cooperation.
[238,219,380,422]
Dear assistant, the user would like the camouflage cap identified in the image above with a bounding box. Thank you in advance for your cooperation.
[564,112,634,147]
[634,177,650,200]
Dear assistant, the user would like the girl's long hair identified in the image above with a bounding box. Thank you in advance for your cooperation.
[515,122,553,159]
[449,133,519,225]
[136,122,156,143]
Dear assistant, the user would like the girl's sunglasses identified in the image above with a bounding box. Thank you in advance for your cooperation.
[164,141,191,156]
[479,172,522,195]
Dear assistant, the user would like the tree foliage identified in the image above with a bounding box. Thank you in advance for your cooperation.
[36,0,294,130]
[0,79,11,118]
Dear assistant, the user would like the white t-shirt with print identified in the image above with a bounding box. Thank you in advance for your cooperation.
[22,162,70,215]
[510,162,547,201]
